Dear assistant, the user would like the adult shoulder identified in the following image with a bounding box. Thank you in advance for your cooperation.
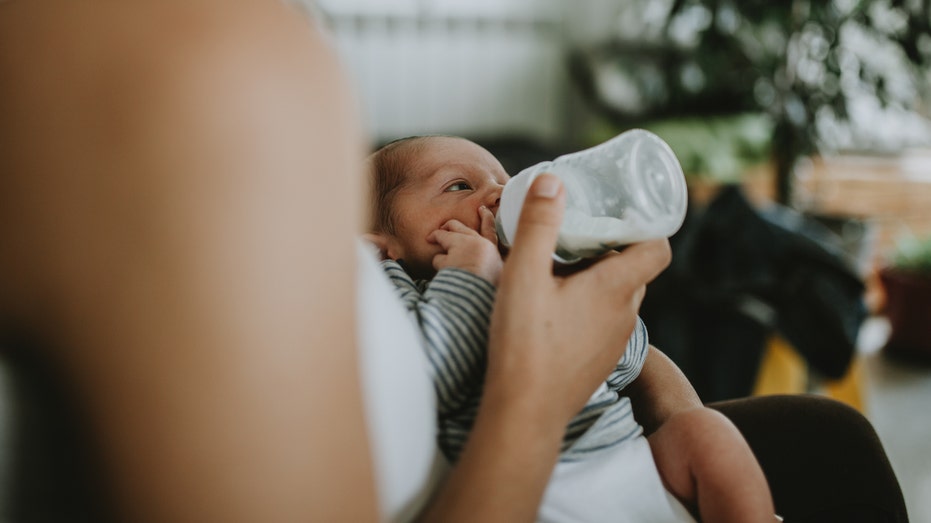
[0,0,362,330]
[0,2,375,521]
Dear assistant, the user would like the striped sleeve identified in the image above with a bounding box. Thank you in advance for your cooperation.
[561,397,643,461]
[604,316,649,392]
[379,260,496,416]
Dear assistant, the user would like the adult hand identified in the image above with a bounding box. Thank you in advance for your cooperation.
[422,174,670,523]
[486,173,672,426]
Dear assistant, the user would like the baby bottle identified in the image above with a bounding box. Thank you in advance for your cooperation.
[495,129,687,264]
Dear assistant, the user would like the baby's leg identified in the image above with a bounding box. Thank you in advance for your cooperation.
[648,407,777,522]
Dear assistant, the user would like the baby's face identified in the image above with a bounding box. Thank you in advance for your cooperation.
[388,137,509,277]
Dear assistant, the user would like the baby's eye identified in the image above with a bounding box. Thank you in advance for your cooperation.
[445,181,472,192]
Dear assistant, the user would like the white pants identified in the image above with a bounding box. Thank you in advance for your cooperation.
[539,436,696,523]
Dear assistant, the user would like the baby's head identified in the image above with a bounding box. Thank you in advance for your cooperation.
[367,136,509,279]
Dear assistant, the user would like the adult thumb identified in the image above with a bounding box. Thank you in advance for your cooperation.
[503,173,564,278]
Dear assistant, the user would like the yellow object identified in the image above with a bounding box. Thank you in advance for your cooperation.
[752,336,808,396]
[823,357,866,413]
[752,335,865,413]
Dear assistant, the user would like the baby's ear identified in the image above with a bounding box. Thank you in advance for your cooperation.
[362,233,393,261]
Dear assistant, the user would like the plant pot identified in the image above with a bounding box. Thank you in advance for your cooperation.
[878,267,931,365]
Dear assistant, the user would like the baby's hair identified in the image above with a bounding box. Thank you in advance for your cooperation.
[367,135,452,234]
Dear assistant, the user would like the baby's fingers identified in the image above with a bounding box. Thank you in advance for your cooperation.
[429,226,476,251]
[440,219,477,235]
[428,228,455,250]
[432,252,449,271]
[479,206,498,244]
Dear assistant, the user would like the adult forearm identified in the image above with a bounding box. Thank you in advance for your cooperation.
[419,380,565,523]
[626,346,703,434]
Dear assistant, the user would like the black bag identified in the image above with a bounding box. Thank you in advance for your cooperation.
[640,186,867,401]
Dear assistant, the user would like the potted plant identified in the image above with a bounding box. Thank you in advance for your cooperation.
[879,234,931,364]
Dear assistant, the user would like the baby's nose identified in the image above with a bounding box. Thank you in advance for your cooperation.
[487,187,503,214]
[488,195,501,215]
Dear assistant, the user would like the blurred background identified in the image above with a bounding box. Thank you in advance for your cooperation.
[310,0,931,519]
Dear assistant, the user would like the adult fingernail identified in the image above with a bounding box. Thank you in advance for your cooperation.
[532,174,561,199]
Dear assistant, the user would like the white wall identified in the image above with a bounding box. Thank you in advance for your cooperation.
[315,0,569,144]
[310,0,680,145]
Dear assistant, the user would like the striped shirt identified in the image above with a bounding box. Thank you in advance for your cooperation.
[381,259,647,462]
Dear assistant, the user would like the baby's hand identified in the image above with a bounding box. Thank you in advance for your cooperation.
[428,206,502,285]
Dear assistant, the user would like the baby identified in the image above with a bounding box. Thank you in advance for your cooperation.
[365,135,777,522]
